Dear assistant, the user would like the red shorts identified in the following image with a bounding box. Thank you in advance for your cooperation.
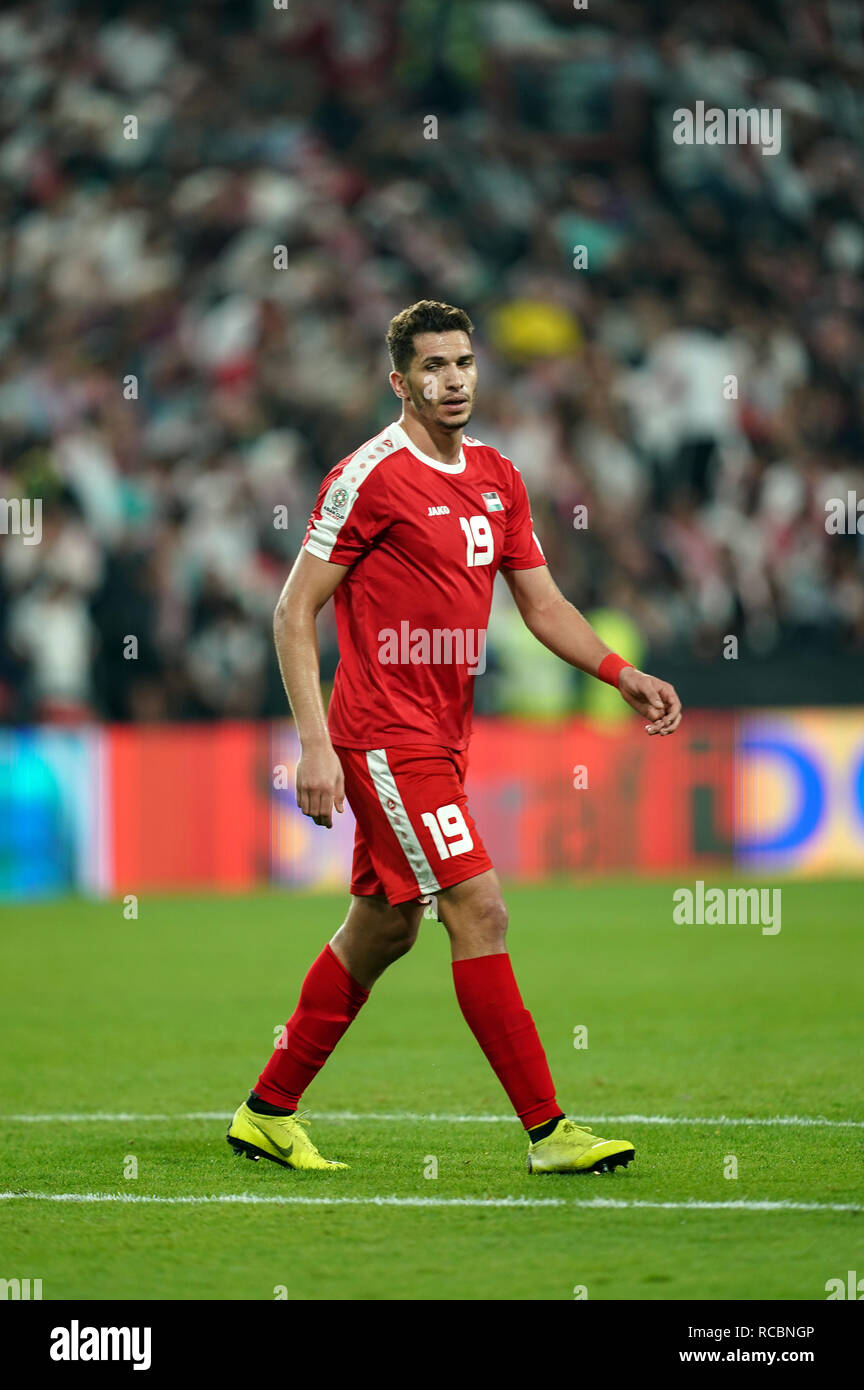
[334,744,493,906]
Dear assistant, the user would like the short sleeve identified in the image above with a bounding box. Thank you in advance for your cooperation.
[303,464,389,565]
[500,467,546,570]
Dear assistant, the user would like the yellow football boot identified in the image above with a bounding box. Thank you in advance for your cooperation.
[527,1118,634,1174]
[226,1103,348,1170]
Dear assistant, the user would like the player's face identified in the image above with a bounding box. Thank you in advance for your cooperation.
[399,331,478,432]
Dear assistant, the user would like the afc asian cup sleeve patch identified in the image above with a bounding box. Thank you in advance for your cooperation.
[321,480,359,522]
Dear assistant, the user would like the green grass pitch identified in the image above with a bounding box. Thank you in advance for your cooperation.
[1,878,861,1301]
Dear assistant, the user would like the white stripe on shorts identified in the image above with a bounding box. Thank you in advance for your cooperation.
[365,749,441,895]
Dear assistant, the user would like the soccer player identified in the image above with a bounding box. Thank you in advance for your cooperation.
[227,301,682,1173]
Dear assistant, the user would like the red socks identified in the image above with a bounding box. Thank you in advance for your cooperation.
[254,944,559,1132]
[255,944,369,1109]
[452,953,561,1130]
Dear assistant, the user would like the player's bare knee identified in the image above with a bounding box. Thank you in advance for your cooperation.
[476,895,508,949]
[440,889,508,951]
[379,901,422,954]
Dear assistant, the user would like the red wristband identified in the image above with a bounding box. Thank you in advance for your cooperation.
[597,654,633,687]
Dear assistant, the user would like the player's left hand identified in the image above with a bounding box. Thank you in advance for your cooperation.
[618,667,682,735]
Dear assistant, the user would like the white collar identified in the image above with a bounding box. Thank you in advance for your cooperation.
[390,420,466,474]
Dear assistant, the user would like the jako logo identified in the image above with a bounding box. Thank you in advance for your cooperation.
[825,1270,864,1299]
[0,1276,42,1299]
[50,1321,152,1371]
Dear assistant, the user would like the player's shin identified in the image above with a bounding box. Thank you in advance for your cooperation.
[451,953,563,1131]
[253,943,369,1109]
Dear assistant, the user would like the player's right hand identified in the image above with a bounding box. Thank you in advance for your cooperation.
[296,743,345,828]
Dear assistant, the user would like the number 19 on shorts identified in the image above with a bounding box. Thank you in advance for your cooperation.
[421,804,474,859]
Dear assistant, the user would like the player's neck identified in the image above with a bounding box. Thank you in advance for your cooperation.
[398,411,463,466]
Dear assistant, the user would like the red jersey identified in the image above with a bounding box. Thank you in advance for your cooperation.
[302,419,546,749]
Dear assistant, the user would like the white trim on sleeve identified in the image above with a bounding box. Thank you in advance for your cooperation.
[305,428,399,560]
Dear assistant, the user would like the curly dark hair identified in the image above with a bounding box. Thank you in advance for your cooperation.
[385,300,475,374]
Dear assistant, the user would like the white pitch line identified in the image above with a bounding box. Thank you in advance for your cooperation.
[0,1191,860,1213]
[2,1110,863,1128]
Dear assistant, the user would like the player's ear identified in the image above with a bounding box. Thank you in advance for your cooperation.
[389,370,407,399]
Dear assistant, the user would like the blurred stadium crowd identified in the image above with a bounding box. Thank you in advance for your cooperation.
[1,0,863,722]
